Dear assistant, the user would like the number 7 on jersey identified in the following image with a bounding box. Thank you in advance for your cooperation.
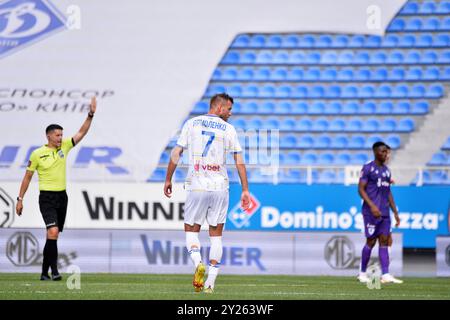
[202,131,215,157]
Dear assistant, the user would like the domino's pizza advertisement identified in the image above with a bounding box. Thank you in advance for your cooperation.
[227,184,450,249]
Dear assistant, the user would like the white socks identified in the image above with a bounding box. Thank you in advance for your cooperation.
[205,236,223,289]
[186,232,202,267]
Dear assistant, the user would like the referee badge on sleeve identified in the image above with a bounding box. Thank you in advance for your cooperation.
[57,150,65,158]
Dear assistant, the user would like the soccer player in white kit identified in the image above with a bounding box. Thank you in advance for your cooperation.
[164,93,251,293]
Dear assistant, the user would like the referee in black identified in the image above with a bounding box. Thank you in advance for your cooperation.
[16,97,97,280]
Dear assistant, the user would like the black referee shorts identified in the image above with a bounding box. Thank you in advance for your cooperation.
[38,191,68,232]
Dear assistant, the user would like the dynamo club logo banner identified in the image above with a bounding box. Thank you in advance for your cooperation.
[228,184,450,249]
[0,0,66,58]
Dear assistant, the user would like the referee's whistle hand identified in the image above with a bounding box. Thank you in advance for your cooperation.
[15,202,23,216]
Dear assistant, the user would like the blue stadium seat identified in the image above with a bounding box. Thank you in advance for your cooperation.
[405,68,422,80]
[424,17,440,30]
[426,84,444,98]
[158,152,170,164]
[274,102,292,114]
[348,35,365,47]
[271,68,288,81]
[372,68,387,81]
[423,67,439,80]
[360,101,376,114]
[337,68,354,81]
[335,153,351,165]
[242,85,258,97]
[306,52,321,64]
[422,51,438,63]
[308,102,325,114]
[267,35,282,48]
[366,36,382,48]
[317,153,335,165]
[342,85,358,98]
[355,51,370,64]
[410,101,429,114]
[322,51,338,64]
[232,35,250,47]
[230,118,246,130]
[387,18,406,31]
[324,102,341,114]
[379,119,397,132]
[348,135,365,149]
[300,35,315,48]
[311,118,329,131]
[351,153,369,164]
[148,168,166,182]
[280,118,296,131]
[309,86,326,98]
[341,102,358,114]
[329,119,346,132]
[289,52,305,64]
[435,34,450,47]
[293,86,308,98]
[236,68,253,80]
[429,171,448,184]
[420,2,436,14]
[376,101,393,114]
[386,135,401,149]
[338,51,355,64]
[355,69,370,81]
[322,69,337,81]
[264,117,280,130]
[332,35,349,48]
[221,51,240,64]
[247,117,264,129]
[298,135,315,149]
[437,1,450,14]
[374,84,392,98]
[381,34,399,47]
[392,101,410,114]
[258,101,275,114]
[327,86,342,98]
[399,34,415,47]
[241,102,258,114]
[315,135,332,149]
[259,85,275,98]
[410,84,426,97]
[256,51,272,64]
[274,85,291,98]
[283,35,300,48]
[371,51,387,64]
[397,118,415,132]
[331,135,349,149]
[292,102,307,114]
[249,35,266,48]
[193,101,208,114]
[406,18,423,30]
[300,152,318,165]
[174,169,187,182]
[439,51,450,63]
[284,151,301,165]
[428,152,447,165]
[345,118,363,132]
[362,119,380,132]
[400,2,419,15]
[280,169,305,183]
[418,34,433,47]
[304,68,320,81]
[392,85,409,98]
[296,118,313,131]
[317,35,333,48]
[286,68,303,80]
[254,68,271,80]
[280,135,298,148]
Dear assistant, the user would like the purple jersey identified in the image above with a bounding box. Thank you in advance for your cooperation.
[359,161,391,217]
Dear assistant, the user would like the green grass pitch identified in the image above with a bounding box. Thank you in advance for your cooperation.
[0,274,449,300]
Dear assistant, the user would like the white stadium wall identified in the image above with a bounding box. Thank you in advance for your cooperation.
[0,0,406,183]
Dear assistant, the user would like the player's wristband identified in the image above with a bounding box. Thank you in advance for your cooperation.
[17,196,23,201]
[88,112,94,118]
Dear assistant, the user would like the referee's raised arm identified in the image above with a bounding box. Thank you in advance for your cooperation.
[72,96,97,145]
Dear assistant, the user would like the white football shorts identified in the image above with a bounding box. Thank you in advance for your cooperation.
[184,190,229,226]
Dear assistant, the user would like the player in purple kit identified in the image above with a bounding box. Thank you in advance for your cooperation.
[357,141,403,284]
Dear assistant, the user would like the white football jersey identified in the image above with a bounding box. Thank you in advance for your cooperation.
[176,114,242,191]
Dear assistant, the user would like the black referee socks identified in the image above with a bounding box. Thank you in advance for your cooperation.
[42,239,58,276]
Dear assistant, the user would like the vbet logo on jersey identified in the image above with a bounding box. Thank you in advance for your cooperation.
[0,0,66,58]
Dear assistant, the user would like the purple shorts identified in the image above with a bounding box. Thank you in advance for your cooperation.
[363,215,391,239]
